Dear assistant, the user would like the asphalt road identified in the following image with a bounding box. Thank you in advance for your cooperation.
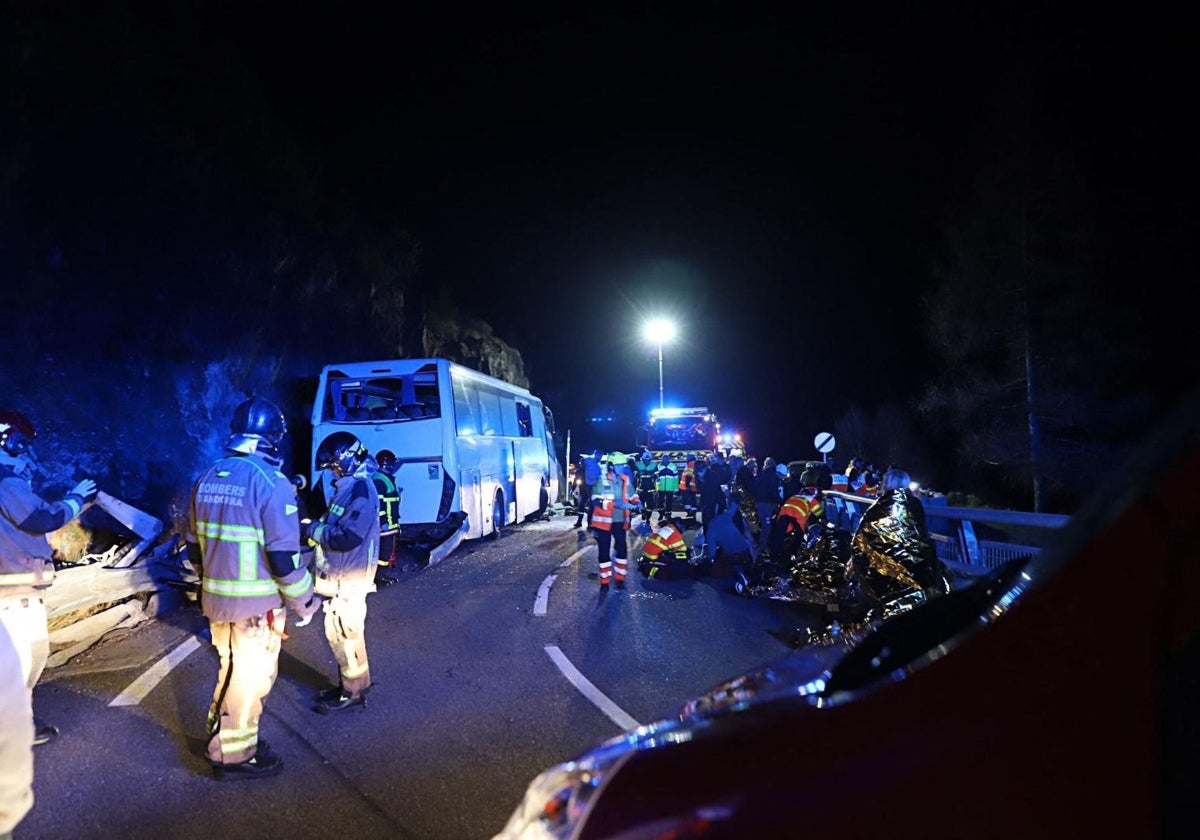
[23,511,819,840]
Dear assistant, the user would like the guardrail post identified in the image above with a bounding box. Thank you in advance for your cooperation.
[958,520,980,565]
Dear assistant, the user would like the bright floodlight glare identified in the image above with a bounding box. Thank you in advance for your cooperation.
[644,319,677,342]
[644,318,678,410]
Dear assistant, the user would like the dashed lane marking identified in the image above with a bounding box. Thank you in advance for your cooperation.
[534,575,557,615]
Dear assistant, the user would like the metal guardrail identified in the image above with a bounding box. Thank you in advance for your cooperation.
[821,491,1070,581]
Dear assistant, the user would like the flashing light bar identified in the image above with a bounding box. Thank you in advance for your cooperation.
[650,406,711,419]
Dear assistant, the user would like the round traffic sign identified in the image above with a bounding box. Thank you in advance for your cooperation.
[814,432,836,454]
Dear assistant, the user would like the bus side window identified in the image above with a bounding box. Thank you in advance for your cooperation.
[516,402,533,437]
[453,376,480,436]
[477,388,502,436]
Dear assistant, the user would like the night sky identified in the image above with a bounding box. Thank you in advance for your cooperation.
[3,5,1191,471]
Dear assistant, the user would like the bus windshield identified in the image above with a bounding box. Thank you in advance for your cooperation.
[322,368,443,423]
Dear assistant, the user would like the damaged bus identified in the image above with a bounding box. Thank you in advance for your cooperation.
[310,358,560,563]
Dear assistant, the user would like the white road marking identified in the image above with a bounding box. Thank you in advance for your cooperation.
[545,645,640,731]
[533,544,594,616]
[561,545,591,567]
[108,635,202,707]
[534,575,557,616]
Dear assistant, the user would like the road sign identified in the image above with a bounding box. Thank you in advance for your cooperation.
[814,432,835,454]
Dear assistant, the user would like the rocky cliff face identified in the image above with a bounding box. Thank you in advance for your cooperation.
[422,307,530,390]
[7,301,528,564]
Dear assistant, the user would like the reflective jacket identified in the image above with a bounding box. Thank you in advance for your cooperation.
[778,490,824,533]
[642,523,687,562]
[187,450,313,623]
[308,471,379,591]
[0,466,89,598]
[679,463,698,493]
[590,472,639,532]
[373,470,402,536]
[634,457,658,493]
[655,464,680,493]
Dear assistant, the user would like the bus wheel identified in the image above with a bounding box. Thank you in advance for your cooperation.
[488,492,504,540]
[534,483,549,519]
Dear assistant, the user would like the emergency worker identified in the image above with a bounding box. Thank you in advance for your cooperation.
[654,456,679,522]
[589,457,639,591]
[678,459,699,517]
[372,450,402,588]
[186,396,319,779]
[305,435,380,713]
[768,479,826,565]
[0,410,97,748]
[0,618,33,837]
[637,517,688,580]
[634,450,658,523]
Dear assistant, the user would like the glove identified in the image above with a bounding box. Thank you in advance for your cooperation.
[292,593,323,626]
[70,478,98,504]
[300,518,319,546]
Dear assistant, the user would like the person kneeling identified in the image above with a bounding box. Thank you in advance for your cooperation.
[637,517,690,580]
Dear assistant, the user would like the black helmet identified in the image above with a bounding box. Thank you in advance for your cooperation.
[0,409,36,457]
[228,396,287,455]
[317,432,367,477]
[376,449,397,474]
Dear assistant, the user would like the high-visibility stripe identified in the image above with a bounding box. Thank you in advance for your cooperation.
[203,577,281,597]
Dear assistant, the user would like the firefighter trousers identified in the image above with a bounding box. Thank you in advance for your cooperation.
[323,589,371,697]
[205,611,284,765]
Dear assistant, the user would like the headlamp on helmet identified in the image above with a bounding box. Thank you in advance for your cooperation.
[0,410,36,457]
[318,434,368,477]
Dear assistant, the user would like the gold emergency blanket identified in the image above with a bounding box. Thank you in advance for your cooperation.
[731,482,760,536]
[744,490,952,643]
[846,489,949,616]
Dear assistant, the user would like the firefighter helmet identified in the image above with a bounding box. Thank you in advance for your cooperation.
[317,432,367,477]
[228,396,288,456]
[376,449,397,474]
[0,410,36,457]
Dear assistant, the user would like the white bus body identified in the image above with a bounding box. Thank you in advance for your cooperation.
[310,358,560,548]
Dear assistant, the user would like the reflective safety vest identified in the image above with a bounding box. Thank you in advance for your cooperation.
[679,463,698,493]
[373,470,402,536]
[655,467,679,493]
[830,473,849,492]
[591,473,638,531]
[642,524,687,562]
[634,458,658,492]
[778,491,824,533]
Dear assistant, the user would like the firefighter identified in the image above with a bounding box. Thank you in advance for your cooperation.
[186,397,320,779]
[589,456,640,591]
[633,449,658,524]
[372,450,403,588]
[637,516,688,580]
[0,410,98,748]
[305,435,380,713]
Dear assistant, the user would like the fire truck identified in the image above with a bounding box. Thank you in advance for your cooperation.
[638,407,724,472]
